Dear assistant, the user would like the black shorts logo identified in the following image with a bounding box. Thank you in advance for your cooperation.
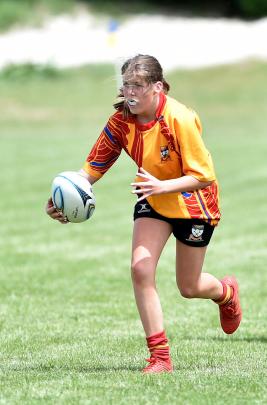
[187,224,204,242]
[137,203,151,214]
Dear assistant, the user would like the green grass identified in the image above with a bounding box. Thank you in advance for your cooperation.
[0,0,74,31]
[0,61,267,404]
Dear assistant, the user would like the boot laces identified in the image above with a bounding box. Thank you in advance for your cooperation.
[223,299,237,317]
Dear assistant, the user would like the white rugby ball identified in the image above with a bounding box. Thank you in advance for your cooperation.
[51,171,96,223]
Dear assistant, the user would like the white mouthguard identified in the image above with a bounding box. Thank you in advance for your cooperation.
[127,99,137,106]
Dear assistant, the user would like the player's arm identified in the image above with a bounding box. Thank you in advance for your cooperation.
[46,116,121,222]
[82,116,123,181]
[78,169,99,185]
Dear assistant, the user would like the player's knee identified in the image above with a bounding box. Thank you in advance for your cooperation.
[131,261,155,287]
[177,283,198,299]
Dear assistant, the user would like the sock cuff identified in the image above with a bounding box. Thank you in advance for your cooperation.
[214,282,232,305]
[146,330,170,361]
[146,330,168,348]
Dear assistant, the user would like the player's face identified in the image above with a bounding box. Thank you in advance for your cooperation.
[122,76,163,121]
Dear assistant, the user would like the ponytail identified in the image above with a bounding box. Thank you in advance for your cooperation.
[162,78,170,94]
[113,88,131,120]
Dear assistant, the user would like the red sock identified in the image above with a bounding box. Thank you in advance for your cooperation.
[213,281,233,305]
[146,330,170,361]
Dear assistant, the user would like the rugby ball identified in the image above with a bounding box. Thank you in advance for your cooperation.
[51,171,96,223]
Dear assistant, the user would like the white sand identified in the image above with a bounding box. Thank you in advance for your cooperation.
[0,11,266,71]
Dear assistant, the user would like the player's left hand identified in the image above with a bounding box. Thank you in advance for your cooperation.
[131,167,164,202]
[46,197,69,224]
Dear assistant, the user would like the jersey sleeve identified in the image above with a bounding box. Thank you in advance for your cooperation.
[175,110,216,182]
[83,116,122,179]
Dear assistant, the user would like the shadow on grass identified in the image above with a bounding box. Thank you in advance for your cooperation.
[181,335,267,343]
[213,335,267,343]
[6,363,142,373]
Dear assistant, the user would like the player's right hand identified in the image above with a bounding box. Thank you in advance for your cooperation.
[45,197,69,224]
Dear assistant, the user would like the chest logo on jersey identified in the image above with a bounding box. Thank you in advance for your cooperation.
[160,145,171,162]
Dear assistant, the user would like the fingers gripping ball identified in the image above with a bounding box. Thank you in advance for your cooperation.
[51,171,96,223]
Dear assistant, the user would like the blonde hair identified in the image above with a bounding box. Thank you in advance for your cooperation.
[114,54,170,119]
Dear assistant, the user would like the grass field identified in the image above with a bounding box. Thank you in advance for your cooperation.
[0,61,267,404]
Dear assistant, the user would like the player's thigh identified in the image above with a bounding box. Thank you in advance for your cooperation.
[176,240,207,287]
[132,217,172,273]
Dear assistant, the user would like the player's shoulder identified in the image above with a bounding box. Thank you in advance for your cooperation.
[109,109,124,122]
[165,95,200,122]
[105,109,131,144]
[108,109,134,126]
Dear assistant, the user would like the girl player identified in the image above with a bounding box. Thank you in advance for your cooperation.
[46,54,242,374]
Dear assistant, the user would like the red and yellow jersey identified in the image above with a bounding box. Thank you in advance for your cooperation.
[83,93,221,224]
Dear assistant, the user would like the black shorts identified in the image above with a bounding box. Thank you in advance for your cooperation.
[133,199,215,247]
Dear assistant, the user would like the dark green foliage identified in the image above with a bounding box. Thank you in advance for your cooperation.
[81,0,267,18]
[0,0,266,31]
[233,0,267,17]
